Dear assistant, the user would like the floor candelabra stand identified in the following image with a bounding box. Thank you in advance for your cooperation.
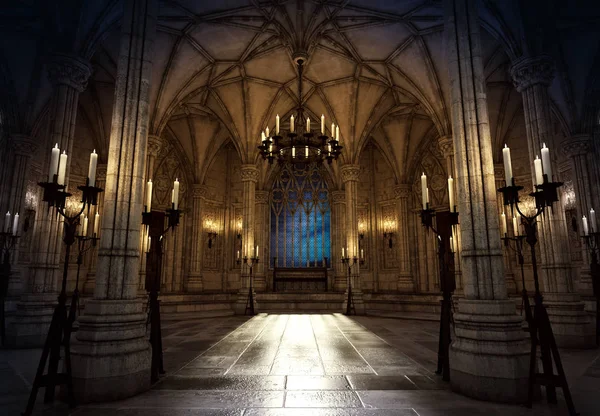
[69,234,99,327]
[23,175,102,416]
[497,174,577,415]
[582,230,600,346]
[341,254,363,316]
[142,205,180,383]
[500,232,534,328]
[237,254,259,316]
[0,230,20,346]
[420,206,458,382]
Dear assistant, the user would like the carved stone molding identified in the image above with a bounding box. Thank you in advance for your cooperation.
[255,190,269,204]
[192,184,209,199]
[437,135,454,158]
[240,164,259,182]
[46,53,92,92]
[10,134,37,156]
[394,184,411,199]
[340,164,361,183]
[510,55,555,92]
[561,135,591,158]
[331,190,346,204]
[147,135,163,158]
[96,163,108,181]
[494,163,505,180]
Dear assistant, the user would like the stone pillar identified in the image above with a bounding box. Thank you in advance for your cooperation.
[437,134,463,291]
[254,190,269,291]
[340,164,365,314]
[233,164,259,314]
[331,190,346,291]
[445,0,529,402]
[71,0,156,402]
[394,185,413,292]
[187,184,206,292]
[8,53,91,347]
[510,55,593,348]
[82,164,107,295]
[562,136,594,298]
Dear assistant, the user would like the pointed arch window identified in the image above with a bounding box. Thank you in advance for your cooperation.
[270,163,331,268]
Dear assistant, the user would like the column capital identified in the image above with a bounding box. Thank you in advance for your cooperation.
[394,184,411,199]
[240,164,259,183]
[46,53,92,92]
[255,190,269,204]
[494,163,505,179]
[147,135,163,158]
[340,164,361,183]
[437,135,454,158]
[331,190,346,204]
[96,163,108,181]
[561,135,591,158]
[510,55,555,92]
[10,134,38,156]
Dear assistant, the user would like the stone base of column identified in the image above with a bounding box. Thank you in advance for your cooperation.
[254,275,267,292]
[450,299,530,403]
[397,274,414,293]
[343,289,366,315]
[233,288,258,315]
[187,273,203,292]
[505,272,517,295]
[543,292,595,349]
[71,299,151,403]
[6,293,57,347]
[333,275,346,291]
[82,272,96,295]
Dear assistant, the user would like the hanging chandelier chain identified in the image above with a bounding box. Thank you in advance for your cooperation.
[297,59,304,118]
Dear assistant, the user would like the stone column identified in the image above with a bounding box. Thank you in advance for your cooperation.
[82,164,107,295]
[331,190,346,291]
[187,184,206,292]
[9,53,91,347]
[510,56,593,348]
[562,136,594,299]
[340,164,365,314]
[71,0,156,402]
[394,185,413,292]
[445,0,529,402]
[437,134,463,291]
[233,164,259,314]
[254,190,269,291]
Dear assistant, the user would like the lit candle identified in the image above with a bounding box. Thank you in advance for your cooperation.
[514,212,521,236]
[94,212,100,236]
[335,125,340,142]
[146,179,153,212]
[305,146,308,158]
[171,189,174,204]
[583,216,589,236]
[590,208,597,232]
[541,143,552,180]
[449,236,455,253]
[237,250,240,260]
[276,114,280,134]
[342,247,345,258]
[261,131,265,142]
[147,236,151,251]
[501,212,507,235]
[269,143,273,153]
[306,117,310,132]
[88,149,98,186]
[57,151,68,185]
[331,122,335,138]
[292,147,295,158]
[12,213,19,236]
[534,155,543,186]
[49,143,60,182]
[5,211,10,232]
[173,178,180,210]
[361,248,364,259]
[256,245,259,258]
[421,172,428,210]
[290,115,295,133]
[321,115,325,134]
[82,215,89,237]
[265,126,269,137]
[502,144,513,185]
[448,176,455,212]
[328,143,332,154]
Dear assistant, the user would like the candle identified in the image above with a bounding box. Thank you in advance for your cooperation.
[269,143,273,153]
[502,144,513,185]
[335,125,340,142]
[501,212,507,235]
[276,114,280,134]
[449,236,455,253]
[541,143,552,180]
[305,146,308,158]
[94,212,100,237]
[448,176,455,212]
[82,215,89,237]
[321,115,325,134]
[583,216,589,236]
[49,143,60,182]
[5,211,10,232]
[328,143,332,154]
[290,115,295,132]
[514,212,521,236]
[146,179,153,212]
[590,208,597,232]
[342,247,345,258]
[361,248,364,259]
[88,149,98,186]
[148,236,151,251]
[173,178,180,210]
[171,189,174,204]
[534,155,543,186]
[421,172,428,210]
[331,122,335,138]
[306,117,310,132]
[57,151,68,185]
[237,250,240,260]
[256,245,259,258]
[12,213,19,236]
[265,126,269,137]
[427,188,430,204]
[292,147,295,158]
[261,131,265,142]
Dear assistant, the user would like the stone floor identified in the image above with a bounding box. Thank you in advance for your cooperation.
[1,313,600,415]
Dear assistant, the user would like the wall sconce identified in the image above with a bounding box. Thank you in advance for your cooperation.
[383,218,395,249]
[358,221,366,240]
[205,217,218,249]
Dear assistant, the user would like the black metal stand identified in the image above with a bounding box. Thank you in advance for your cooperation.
[582,231,600,346]
[501,234,534,330]
[0,232,19,346]
[23,178,102,416]
[142,206,180,383]
[342,256,361,316]
[498,175,577,416]
[421,207,458,382]
[241,256,258,316]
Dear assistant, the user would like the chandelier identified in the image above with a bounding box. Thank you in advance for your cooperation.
[258,53,343,165]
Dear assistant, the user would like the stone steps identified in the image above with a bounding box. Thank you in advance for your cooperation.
[256,292,345,312]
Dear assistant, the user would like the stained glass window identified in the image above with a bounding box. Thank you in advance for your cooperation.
[270,162,331,268]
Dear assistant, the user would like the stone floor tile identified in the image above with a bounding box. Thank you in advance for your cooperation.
[286,375,351,390]
[347,375,418,390]
[154,375,286,390]
[284,390,362,408]
[243,409,417,416]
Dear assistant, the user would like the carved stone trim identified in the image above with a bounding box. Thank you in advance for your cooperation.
[340,164,361,183]
[255,190,269,204]
[510,55,555,92]
[240,164,259,182]
[96,164,108,181]
[562,135,590,158]
[192,184,209,198]
[394,184,411,199]
[331,190,346,204]
[437,135,454,158]
[46,53,92,92]
[147,135,163,158]
[10,134,38,156]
